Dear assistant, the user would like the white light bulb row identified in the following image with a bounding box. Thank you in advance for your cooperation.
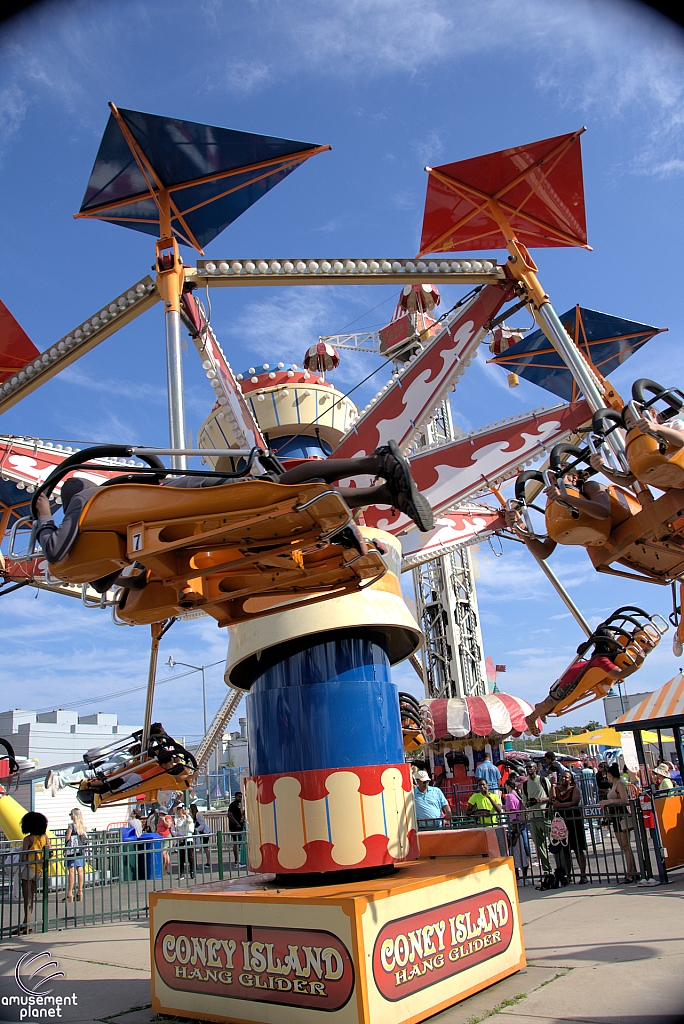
[466,406,550,437]
[195,325,252,449]
[1,279,156,398]
[199,258,499,278]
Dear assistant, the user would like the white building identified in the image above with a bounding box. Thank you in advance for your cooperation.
[219,717,249,772]
[0,709,141,768]
[0,708,142,831]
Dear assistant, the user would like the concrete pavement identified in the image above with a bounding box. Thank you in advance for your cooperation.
[434,875,684,1024]
[0,923,152,1024]
[1,876,683,1023]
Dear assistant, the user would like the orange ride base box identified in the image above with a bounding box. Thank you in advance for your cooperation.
[150,830,525,1024]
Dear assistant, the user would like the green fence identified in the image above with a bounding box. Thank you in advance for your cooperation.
[0,830,248,938]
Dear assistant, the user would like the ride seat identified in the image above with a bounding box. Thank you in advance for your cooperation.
[48,479,354,586]
[50,531,127,585]
[79,756,197,810]
[626,429,684,490]
[551,661,623,716]
[551,617,664,717]
[545,484,640,548]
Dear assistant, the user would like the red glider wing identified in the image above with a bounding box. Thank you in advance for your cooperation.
[0,301,39,383]
[419,129,588,255]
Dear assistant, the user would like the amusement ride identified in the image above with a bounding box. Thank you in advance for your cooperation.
[0,107,680,1023]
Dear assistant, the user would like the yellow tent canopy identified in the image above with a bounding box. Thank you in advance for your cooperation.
[556,726,672,747]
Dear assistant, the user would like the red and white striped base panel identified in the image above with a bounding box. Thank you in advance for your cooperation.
[244,763,419,874]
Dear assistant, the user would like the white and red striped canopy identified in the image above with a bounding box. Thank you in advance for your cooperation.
[421,693,540,748]
[303,341,339,373]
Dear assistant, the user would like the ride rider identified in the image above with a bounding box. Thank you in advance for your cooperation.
[588,403,684,487]
[33,440,434,569]
[504,467,610,560]
[77,750,190,809]
[525,628,647,733]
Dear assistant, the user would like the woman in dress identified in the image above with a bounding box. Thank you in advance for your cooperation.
[156,814,173,875]
[173,806,195,880]
[503,778,529,880]
[600,763,639,883]
[552,771,588,883]
[190,804,211,868]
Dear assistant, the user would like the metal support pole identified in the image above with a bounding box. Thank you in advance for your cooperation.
[142,623,163,752]
[674,726,684,780]
[201,666,211,811]
[165,308,187,471]
[532,551,593,637]
[479,199,627,464]
[634,729,668,884]
[492,481,592,639]
[41,845,49,933]
[535,303,625,464]
[217,830,224,880]
[156,230,188,472]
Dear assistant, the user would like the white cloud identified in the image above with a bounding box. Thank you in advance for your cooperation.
[0,83,27,150]
[1,587,232,745]
[3,0,683,177]
[412,129,444,169]
[225,60,270,95]
[314,218,344,233]
[222,289,340,364]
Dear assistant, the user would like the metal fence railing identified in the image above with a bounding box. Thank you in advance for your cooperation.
[416,801,656,888]
[0,830,248,939]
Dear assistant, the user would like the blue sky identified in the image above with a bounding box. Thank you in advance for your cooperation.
[1,0,684,749]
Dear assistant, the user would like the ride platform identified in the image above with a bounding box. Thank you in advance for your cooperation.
[149,829,524,1024]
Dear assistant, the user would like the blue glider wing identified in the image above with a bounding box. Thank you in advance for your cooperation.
[78,106,327,250]
[489,306,665,401]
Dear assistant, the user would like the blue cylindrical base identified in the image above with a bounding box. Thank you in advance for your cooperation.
[246,629,404,777]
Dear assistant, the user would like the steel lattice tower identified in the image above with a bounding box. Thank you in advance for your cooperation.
[411,399,488,699]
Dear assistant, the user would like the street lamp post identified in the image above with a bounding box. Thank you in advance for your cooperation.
[167,657,213,810]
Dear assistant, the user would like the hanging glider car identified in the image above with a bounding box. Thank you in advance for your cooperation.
[74,723,198,810]
[512,378,684,586]
[399,691,434,752]
[524,606,667,731]
[608,378,684,490]
[14,445,387,627]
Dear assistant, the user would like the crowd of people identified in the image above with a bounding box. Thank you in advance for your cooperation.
[411,749,681,889]
[11,746,680,933]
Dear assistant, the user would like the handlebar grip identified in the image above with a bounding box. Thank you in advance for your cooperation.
[631,378,684,414]
[549,443,588,474]
[31,445,167,519]
[632,378,668,404]
[609,605,650,620]
[591,408,624,436]
[515,470,545,505]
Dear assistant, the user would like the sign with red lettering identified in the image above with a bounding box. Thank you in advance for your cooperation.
[372,887,514,1001]
[154,921,354,1011]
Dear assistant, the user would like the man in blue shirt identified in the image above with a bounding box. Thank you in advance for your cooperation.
[475,752,502,794]
[413,771,452,829]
